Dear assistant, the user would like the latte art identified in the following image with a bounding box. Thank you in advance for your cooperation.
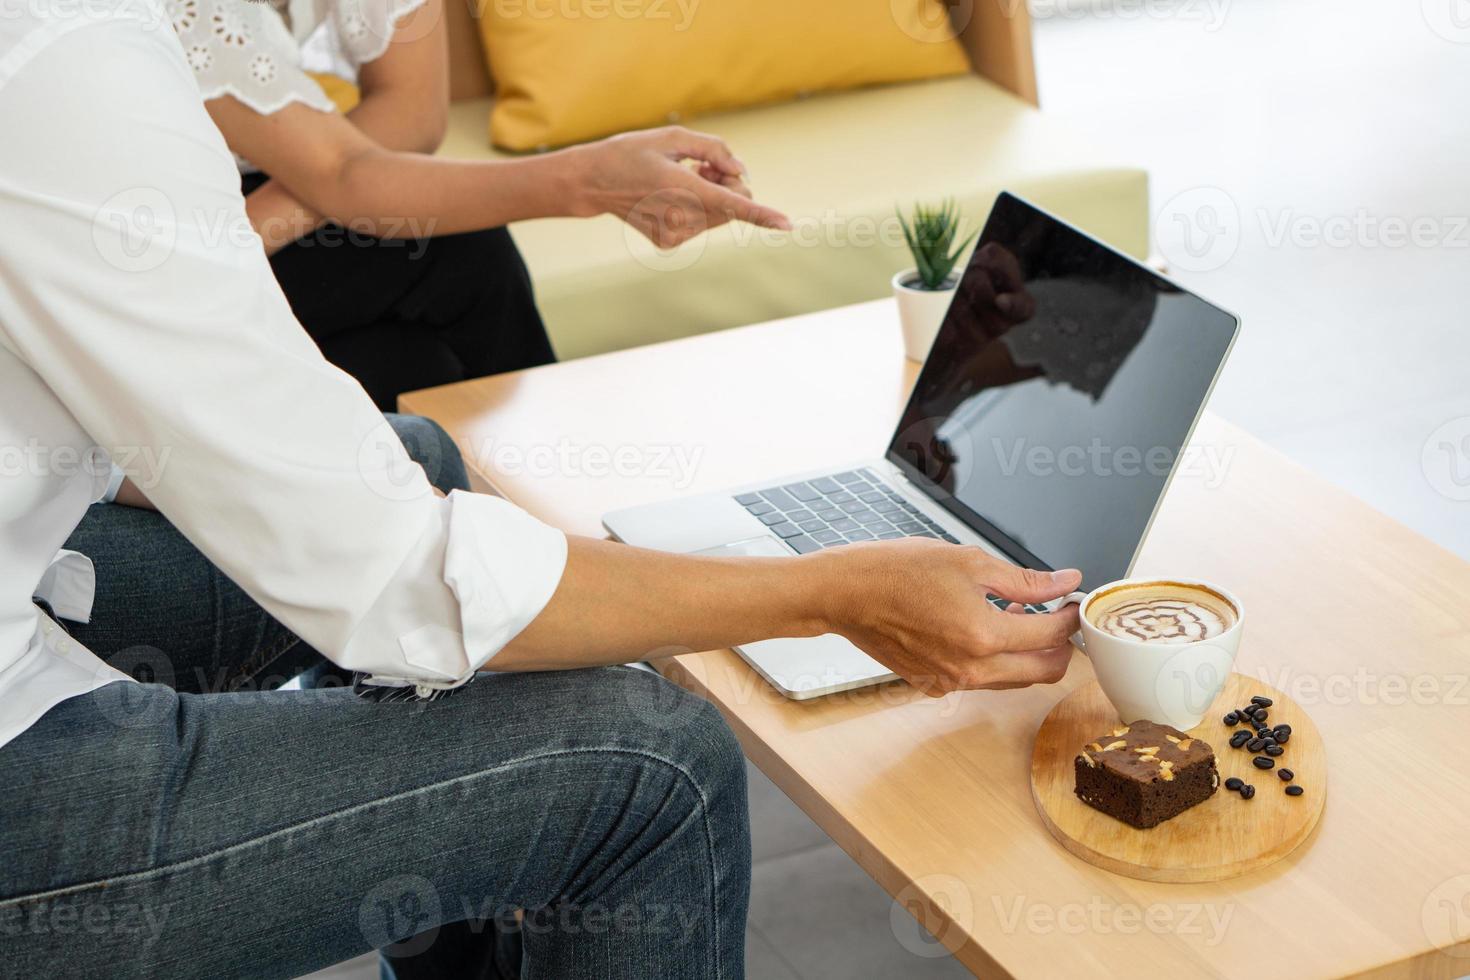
[1085,582,1238,645]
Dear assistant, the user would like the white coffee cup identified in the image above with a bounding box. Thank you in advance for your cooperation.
[1062,577,1243,730]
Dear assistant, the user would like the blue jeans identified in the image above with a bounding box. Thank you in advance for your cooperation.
[1,416,751,979]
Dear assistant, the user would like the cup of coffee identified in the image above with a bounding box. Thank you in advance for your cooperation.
[1067,578,1243,730]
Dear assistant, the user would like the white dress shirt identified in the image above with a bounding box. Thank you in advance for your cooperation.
[0,0,569,750]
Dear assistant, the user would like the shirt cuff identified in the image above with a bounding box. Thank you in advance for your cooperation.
[443,490,569,670]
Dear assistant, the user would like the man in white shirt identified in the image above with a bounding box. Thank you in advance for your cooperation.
[0,0,1083,974]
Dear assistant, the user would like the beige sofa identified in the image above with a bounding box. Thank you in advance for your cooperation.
[436,4,1149,359]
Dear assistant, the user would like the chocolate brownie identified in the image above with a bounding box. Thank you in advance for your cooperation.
[1074,720,1219,829]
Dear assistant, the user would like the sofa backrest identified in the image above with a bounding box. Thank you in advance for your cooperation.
[443,0,1037,106]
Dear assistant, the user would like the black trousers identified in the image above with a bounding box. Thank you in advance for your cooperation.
[243,173,557,410]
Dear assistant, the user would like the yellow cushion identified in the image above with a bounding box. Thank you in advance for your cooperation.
[306,72,361,114]
[475,0,971,151]
[439,75,1150,359]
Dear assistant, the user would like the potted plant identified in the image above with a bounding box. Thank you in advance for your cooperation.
[893,199,977,361]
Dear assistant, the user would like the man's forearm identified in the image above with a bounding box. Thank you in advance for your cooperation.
[492,536,829,672]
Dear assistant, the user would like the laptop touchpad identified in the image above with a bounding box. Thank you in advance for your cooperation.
[695,537,791,559]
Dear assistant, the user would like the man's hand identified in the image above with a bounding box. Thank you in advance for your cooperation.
[816,538,1082,696]
[569,126,792,247]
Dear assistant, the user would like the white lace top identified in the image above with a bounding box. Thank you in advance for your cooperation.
[170,0,425,117]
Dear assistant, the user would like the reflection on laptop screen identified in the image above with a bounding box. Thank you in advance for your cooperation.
[887,192,1238,589]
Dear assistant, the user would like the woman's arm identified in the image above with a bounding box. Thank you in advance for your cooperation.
[245,0,451,253]
[219,90,789,247]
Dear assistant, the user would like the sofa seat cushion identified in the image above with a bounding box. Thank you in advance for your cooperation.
[439,75,1149,360]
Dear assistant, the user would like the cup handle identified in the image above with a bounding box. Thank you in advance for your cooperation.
[1059,590,1088,653]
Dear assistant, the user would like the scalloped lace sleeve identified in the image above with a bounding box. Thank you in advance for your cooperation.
[325,0,429,69]
[169,0,335,115]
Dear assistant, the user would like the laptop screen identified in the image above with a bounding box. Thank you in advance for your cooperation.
[887,192,1238,589]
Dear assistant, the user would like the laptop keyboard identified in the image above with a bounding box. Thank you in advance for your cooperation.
[733,468,960,556]
[734,469,1050,614]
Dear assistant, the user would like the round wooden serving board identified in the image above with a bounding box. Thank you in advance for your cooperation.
[1031,673,1326,882]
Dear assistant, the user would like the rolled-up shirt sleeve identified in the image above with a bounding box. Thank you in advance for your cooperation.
[0,6,566,691]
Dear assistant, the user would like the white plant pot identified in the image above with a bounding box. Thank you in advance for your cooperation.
[892,269,956,362]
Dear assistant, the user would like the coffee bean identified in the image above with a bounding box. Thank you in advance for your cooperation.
[1275,732,1291,744]
[1273,724,1292,736]
[1251,695,1274,707]
[1265,744,1284,757]
[1253,709,1269,723]
[1230,731,1251,748]
[1225,777,1243,791]
[1224,711,1239,725]
[1278,768,1294,781]
[1253,756,1275,770]
[1285,785,1304,797]
[1247,738,1265,752]
[1240,784,1256,799]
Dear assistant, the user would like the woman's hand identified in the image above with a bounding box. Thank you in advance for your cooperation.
[815,538,1083,696]
[567,126,792,246]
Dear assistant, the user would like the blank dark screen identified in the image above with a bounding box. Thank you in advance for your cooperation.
[888,193,1238,589]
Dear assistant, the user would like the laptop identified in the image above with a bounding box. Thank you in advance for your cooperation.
[603,192,1240,699]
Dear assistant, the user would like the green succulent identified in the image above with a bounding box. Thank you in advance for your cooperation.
[897,198,978,290]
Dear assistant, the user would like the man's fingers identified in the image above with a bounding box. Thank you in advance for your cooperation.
[981,560,1082,604]
[971,646,1075,688]
[661,126,745,177]
[983,602,1081,654]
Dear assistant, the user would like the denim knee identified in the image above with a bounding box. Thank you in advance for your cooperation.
[385,413,471,493]
[602,668,750,839]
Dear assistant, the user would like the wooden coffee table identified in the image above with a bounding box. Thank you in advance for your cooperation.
[402,301,1470,978]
